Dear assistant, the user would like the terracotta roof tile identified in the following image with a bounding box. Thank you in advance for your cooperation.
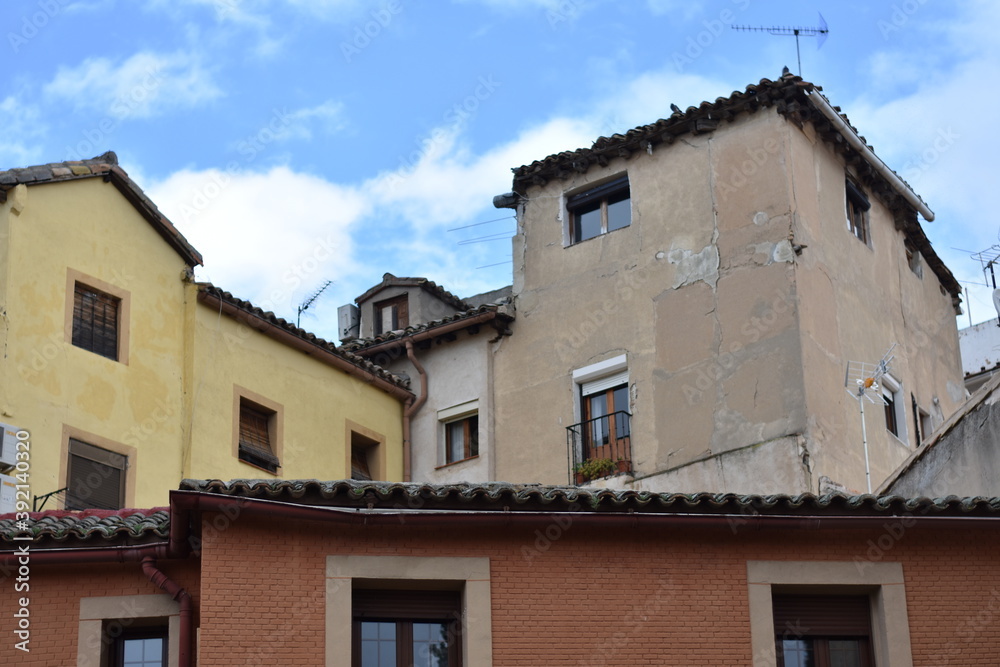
[0,508,170,543]
[0,151,203,267]
[197,282,411,392]
[355,273,469,310]
[343,300,514,353]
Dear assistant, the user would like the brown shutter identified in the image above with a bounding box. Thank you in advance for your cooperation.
[772,594,872,637]
[351,448,372,480]
[395,296,409,328]
[238,404,280,472]
[353,590,461,620]
[72,283,120,360]
[66,439,126,510]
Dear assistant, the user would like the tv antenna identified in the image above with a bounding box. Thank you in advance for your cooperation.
[844,344,896,493]
[971,244,1000,326]
[297,279,333,328]
[732,12,829,76]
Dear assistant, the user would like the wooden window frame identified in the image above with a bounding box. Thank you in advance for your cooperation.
[566,175,631,244]
[65,269,131,365]
[773,593,874,667]
[59,425,136,511]
[326,555,493,667]
[232,387,283,475]
[845,179,871,247]
[445,414,479,464]
[352,590,462,667]
[374,294,409,335]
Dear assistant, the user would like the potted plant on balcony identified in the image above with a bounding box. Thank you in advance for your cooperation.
[574,457,615,484]
[615,457,631,474]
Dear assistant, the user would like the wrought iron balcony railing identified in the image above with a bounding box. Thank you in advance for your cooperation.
[566,410,632,484]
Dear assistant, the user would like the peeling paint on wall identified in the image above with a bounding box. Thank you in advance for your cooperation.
[668,244,720,289]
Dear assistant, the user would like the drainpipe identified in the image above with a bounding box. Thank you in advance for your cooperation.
[402,339,428,482]
[804,87,935,222]
[142,557,193,667]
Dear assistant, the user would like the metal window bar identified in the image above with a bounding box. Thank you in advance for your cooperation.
[566,410,632,483]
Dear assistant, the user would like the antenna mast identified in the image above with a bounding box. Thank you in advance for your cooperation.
[297,279,333,328]
[971,245,1000,327]
[844,344,897,494]
[732,12,829,76]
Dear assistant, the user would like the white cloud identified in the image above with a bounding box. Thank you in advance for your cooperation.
[149,166,367,317]
[43,51,222,119]
[280,101,348,140]
[0,96,47,168]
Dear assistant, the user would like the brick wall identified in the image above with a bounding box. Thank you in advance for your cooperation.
[3,515,998,666]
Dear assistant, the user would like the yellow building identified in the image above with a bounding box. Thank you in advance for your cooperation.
[0,152,409,510]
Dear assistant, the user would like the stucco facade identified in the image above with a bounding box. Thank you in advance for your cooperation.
[0,154,408,510]
[491,75,964,493]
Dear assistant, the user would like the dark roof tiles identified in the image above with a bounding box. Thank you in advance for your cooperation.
[342,301,513,352]
[0,508,170,543]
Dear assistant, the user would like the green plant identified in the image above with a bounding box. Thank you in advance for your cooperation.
[574,457,615,480]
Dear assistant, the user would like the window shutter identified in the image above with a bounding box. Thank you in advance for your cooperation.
[353,590,461,620]
[239,404,280,471]
[72,283,120,360]
[351,448,373,481]
[845,180,871,211]
[772,594,872,637]
[581,370,629,397]
[66,439,126,510]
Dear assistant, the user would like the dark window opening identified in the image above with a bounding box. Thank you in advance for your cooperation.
[845,179,871,246]
[72,282,120,361]
[905,241,923,278]
[238,401,279,473]
[884,389,899,437]
[106,623,168,667]
[66,438,126,511]
[351,431,380,481]
[568,175,630,243]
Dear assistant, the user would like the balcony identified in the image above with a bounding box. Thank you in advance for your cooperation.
[566,410,632,484]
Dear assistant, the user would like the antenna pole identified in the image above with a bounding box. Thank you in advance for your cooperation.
[859,400,872,493]
[795,30,802,76]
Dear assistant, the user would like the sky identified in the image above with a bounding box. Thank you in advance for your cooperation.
[4,0,999,340]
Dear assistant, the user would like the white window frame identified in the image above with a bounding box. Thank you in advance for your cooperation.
[881,374,908,445]
[438,400,480,465]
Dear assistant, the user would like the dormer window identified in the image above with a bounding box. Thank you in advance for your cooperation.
[567,175,630,244]
[374,294,408,335]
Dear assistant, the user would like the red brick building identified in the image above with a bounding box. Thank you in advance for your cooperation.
[3,480,999,666]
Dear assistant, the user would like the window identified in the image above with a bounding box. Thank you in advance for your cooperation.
[66,438,126,510]
[111,628,168,667]
[445,415,479,464]
[326,556,492,666]
[346,422,385,481]
[917,407,933,444]
[353,590,462,666]
[568,356,632,480]
[881,374,907,444]
[375,294,409,335]
[904,241,922,278]
[746,561,914,667]
[773,594,874,667]
[567,175,630,244]
[78,595,179,667]
[233,389,283,474]
[65,270,131,364]
[845,179,871,245]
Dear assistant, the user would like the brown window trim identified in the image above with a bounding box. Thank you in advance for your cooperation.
[567,175,631,244]
[64,269,131,365]
[352,589,462,667]
[444,414,479,464]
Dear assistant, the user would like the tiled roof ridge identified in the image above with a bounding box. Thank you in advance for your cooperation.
[0,508,170,543]
[0,151,203,267]
[342,300,514,352]
[178,478,1000,517]
[355,272,470,311]
[196,282,411,390]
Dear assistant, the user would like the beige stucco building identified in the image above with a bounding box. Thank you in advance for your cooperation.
[490,73,965,494]
[0,153,409,510]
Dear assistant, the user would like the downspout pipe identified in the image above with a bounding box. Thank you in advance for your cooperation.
[142,557,193,667]
[804,87,935,222]
[402,339,429,482]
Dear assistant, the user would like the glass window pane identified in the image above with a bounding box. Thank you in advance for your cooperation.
[413,622,449,667]
[576,206,601,241]
[447,422,464,462]
[607,196,630,231]
[829,639,863,667]
[781,639,815,667]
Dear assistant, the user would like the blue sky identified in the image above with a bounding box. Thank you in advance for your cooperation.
[4,0,999,337]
